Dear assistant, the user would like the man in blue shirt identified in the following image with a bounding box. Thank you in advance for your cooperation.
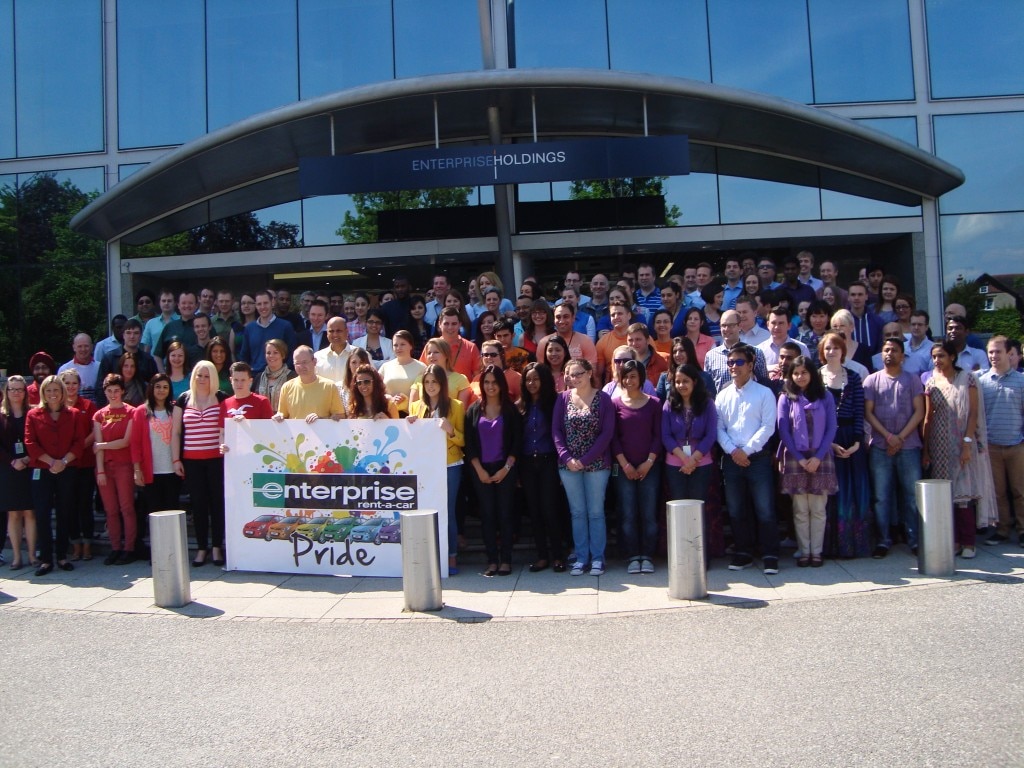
[239,289,297,375]
[978,336,1024,545]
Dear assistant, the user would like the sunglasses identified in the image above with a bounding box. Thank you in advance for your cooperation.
[355,379,374,386]
[726,359,748,367]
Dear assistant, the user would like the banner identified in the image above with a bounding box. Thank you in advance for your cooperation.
[224,419,447,578]
[299,136,690,194]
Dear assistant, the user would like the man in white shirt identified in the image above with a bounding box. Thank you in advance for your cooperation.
[736,295,770,345]
[58,333,100,402]
[314,316,352,388]
[904,310,935,374]
[757,306,809,370]
[945,315,989,372]
[716,343,779,574]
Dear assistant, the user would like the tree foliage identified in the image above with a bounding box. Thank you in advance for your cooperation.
[337,188,472,244]
[189,212,300,252]
[569,177,681,225]
[0,175,105,370]
[974,306,1024,339]
[942,280,985,329]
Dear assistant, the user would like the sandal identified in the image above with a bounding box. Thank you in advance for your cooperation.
[797,556,810,568]
[810,556,824,567]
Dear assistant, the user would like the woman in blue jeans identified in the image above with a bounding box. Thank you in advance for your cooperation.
[662,363,718,562]
[552,358,615,576]
[612,359,663,575]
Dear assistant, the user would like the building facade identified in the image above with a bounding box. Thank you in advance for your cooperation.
[2,0,1022,319]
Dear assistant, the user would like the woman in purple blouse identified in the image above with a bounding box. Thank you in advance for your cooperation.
[662,363,718,504]
[552,358,615,576]
[465,365,522,577]
[612,359,663,575]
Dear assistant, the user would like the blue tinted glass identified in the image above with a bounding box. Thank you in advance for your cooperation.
[934,112,1024,214]
[119,164,148,182]
[664,173,719,226]
[0,173,14,193]
[254,201,303,247]
[23,167,104,196]
[940,212,1024,286]
[708,0,812,102]
[808,0,913,103]
[513,0,608,68]
[857,117,918,146]
[608,0,710,79]
[299,0,394,98]
[118,0,206,148]
[394,0,482,78]
[927,0,1024,98]
[15,1,102,156]
[719,177,820,224]
[518,183,552,202]
[302,195,350,245]
[0,1,13,159]
[207,0,298,131]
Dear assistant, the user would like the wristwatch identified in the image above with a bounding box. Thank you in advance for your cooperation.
[962,437,973,444]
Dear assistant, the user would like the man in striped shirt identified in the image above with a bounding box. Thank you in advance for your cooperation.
[978,336,1024,545]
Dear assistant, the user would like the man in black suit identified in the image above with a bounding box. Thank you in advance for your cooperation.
[296,299,330,352]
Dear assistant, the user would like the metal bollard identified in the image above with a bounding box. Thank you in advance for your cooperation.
[916,479,955,577]
[149,510,192,608]
[400,509,443,612]
[667,499,707,600]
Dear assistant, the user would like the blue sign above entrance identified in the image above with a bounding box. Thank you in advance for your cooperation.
[299,136,689,195]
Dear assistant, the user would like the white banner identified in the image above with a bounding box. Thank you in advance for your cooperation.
[224,419,447,577]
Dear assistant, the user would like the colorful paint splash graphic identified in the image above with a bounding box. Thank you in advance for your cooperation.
[253,425,408,476]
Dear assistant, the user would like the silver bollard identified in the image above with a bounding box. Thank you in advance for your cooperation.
[667,499,707,600]
[400,509,443,612]
[149,510,192,608]
[916,479,955,577]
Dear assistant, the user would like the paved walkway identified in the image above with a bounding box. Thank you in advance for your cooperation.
[3,542,1022,622]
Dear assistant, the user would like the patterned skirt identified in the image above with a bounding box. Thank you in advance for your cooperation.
[779,446,838,496]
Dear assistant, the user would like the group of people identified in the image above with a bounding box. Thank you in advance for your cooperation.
[3,254,1022,579]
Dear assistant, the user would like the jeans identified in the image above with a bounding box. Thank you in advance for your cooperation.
[868,446,921,549]
[32,469,75,564]
[520,453,565,561]
[183,458,225,551]
[559,467,610,565]
[445,464,462,557]
[97,462,137,553]
[616,464,662,560]
[722,451,777,559]
[664,463,712,505]
[472,461,517,563]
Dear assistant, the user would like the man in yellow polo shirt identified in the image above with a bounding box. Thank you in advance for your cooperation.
[272,346,344,424]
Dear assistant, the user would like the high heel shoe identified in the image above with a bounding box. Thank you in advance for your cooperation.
[212,548,225,567]
[191,550,208,567]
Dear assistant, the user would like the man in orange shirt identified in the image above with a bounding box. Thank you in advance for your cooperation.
[423,307,481,381]
[596,302,631,384]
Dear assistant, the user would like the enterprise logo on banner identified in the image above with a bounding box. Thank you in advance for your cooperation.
[299,136,689,195]
[252,473,418,511]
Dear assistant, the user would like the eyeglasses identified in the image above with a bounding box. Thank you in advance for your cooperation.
[726,359,748,367]
[720,321,739,328]
[565,370,586,379]
[481,352,499,358]
[895,304,911,311]
[612,358,631,364]
[366,319,382,325]
[758,264,773,270]
[355,379,374,386]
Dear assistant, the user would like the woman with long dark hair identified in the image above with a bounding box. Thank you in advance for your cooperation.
[206,336,233,393]
[347,364,398,419]
[256,338,296,412]
[1,376,36,569]
[778,355,838,567]
[663,362,718,504]
[541,334,571,393]
[522,300,554,358]
[116,351,148,407]
[518,362,566,572]
[353,308,394,369]
[340,347,372,414]
[131,373,181,516]
[408,364,465,575]
[680,307,715,368]
[165,340,191,399]
[465,365,522,577]
[407,294,433,358]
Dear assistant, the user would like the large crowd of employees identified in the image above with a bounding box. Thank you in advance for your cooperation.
[2,252,1023,579]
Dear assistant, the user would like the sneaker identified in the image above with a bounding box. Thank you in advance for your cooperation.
[627,559,641,575]
[960,546,976,559]
[986,533,1009,545]
[104,551,121,566]
[763,557,779,575]
[872,545,889,559]
[728,554,753,570]
[570,562,586,576]
[640,558,654,574]
[589,560,605,576]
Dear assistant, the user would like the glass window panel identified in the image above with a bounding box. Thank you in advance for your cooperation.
[118,0,206,148]
[394,0,482,78]
[856,117,918,146]
[22,167,104,196]
[302,195,350,246]
[707,0,812,103]
[926,0,1024,98]
[607,0,710,79]
[0,0,13,159]
[512,0,608,69]
[0,173,14,193]
[299,0,394,98]
[934,112,1024,214]
[719,177,820,224]
[253,201,303,247]
[821,190,919,220]
[207,0,298,131]
[940,212,1024,286]
[517,183,552,202]
[118,164,148,182]
[664,173,720,226]
[15,1,102,156]
[808,0,913,103]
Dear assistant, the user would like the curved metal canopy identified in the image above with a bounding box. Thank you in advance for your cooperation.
[71,68,964,245]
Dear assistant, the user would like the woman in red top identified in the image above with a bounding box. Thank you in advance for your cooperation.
[93,374,137,566]
[24,375,87,576]
[172,361,226,567]
[59,369,97,561]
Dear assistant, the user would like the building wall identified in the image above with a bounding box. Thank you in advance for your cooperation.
[1,0,1022,290]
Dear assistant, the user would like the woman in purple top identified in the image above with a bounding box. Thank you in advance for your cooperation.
[518,363,567,573]
[612,359,663,575]
[552,358,615,576]
[465,365,522,577]
[662,362,718,506]
[777,355,838,567]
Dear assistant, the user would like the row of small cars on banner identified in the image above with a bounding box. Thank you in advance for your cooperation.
[243,512,401,545]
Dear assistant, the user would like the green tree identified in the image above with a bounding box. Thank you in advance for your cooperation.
[569,177,681,225]
[974,306,1024,338]
[942,280,985,329]
[338,188,472,244]
[189,212,300,252]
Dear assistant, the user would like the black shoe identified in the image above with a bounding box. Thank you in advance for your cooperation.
[986,533,1009,545]
[212,558,225,567]
[104,551,121,566]
[115,552,136,565]
[57,561,74,572]
[34,563,54,576]
[728,554,754,570]
[911,547,919,557]
[872,545,889,559]
[762,557,779,575]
